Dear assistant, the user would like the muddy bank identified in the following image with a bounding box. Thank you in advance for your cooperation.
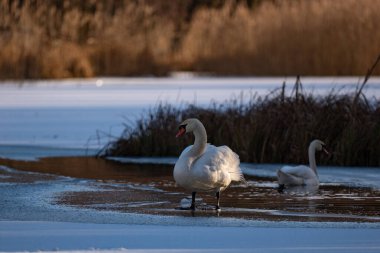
[1,156,379,223]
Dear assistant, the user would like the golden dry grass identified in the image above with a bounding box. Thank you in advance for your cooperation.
[0,0,177,78]
[180,0,380,75]
[0,0,379,79]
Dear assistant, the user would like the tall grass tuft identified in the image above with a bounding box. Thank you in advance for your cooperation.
[100,80,380,167]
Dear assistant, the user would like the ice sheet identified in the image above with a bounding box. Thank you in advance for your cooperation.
[1,220,380,252]
[1,77,379,148]
[1,77,380,252]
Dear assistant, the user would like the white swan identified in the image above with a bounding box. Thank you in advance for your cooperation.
[277,139,329,190]
[174,118,245,211]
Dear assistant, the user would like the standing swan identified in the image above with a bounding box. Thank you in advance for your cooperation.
[174,118,245,211]
[277,139,329,191]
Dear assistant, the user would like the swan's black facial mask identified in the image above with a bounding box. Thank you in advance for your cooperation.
[176,124,187,138]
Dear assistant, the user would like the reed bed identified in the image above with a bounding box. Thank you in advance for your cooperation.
[1,0,380,79]
[100,79,380,167]
[180,0,380,76]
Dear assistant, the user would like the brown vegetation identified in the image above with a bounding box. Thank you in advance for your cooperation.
[1,0,380,79]
[99,78,380,167]
[180,0,380,75]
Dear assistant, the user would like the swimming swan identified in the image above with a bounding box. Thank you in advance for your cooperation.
[277,139,328,191]
[174,118,245,211]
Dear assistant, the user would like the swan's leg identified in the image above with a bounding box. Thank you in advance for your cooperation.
[190,192,196,210]
[215,191,221,211]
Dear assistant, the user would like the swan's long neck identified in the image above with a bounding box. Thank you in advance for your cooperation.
[308,144,317,175]
[189,122,207,158]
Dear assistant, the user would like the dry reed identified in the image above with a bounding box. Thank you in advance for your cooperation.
[99,80,380,167]
[180,0,380,75]
[1,0,380,79]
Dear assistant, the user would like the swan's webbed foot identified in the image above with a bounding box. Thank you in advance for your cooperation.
[277,184,285,193]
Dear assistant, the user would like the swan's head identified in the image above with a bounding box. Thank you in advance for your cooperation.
[175,118,202,138]
[311,139,329,155]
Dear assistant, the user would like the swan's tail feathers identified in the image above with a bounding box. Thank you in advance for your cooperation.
[277,169,289,185]
[216,145,245,183]
[277,169,284,181]
[238,173,247,185]
[229,150,245,183]
[230,167,246,183]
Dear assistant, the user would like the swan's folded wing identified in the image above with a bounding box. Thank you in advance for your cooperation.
[280,165,316,178]
[190,165,226,191]
[193,145,243,184]
[277,169,304,185]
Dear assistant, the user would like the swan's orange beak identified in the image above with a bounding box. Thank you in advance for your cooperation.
[322,147,329,155]
[176,127,186,138]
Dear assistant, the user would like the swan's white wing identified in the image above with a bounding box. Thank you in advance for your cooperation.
[278,165,318,186]
[190,145,242,191]
[277,169,305,185]
[280,165,316,178]
[174,144,243,192]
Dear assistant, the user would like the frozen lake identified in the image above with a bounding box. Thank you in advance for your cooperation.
[1,76,380,148]
[1,76,380,252]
